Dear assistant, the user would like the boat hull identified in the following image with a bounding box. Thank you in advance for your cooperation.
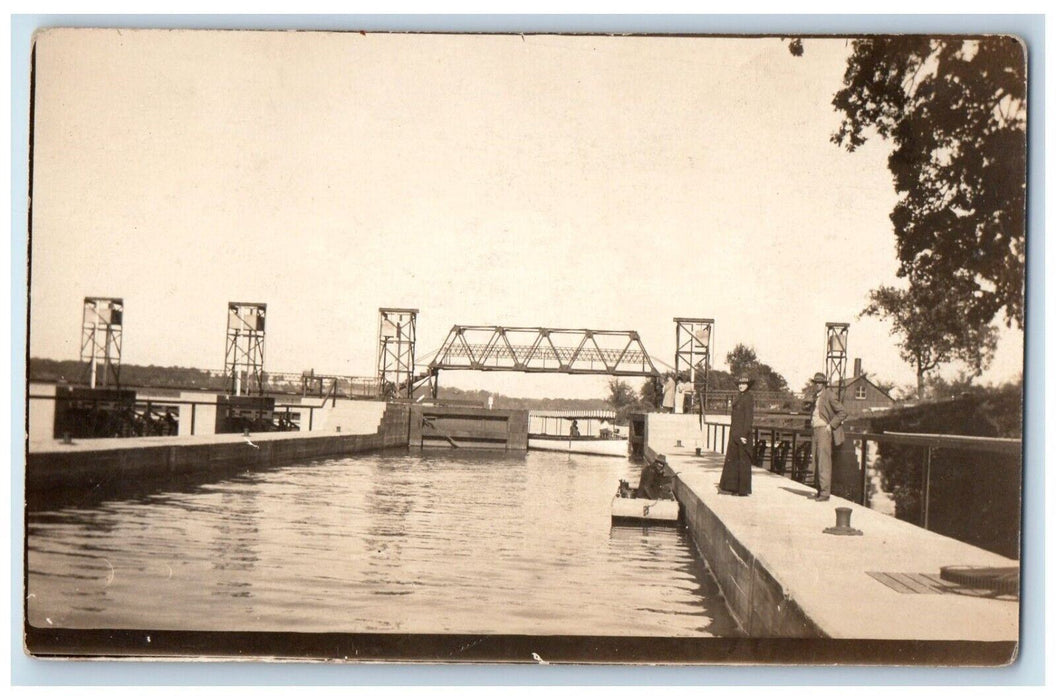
[528,436,628,457]
[610,497,680,526]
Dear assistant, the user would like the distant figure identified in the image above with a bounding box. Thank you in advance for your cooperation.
[662,376,676,413]
[808,372,848,502]
[569,419,581,438]
[163,409,178,436]
[487,395,494,410]
[719,376,755,496]
[674,380,687,414]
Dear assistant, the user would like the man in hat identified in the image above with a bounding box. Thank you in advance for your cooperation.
[808,372,848,501]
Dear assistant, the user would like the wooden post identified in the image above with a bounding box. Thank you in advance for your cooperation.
[859,439,869,507]
[923,447,933,530]
[770,428,777,472]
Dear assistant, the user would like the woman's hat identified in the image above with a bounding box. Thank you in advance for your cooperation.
[811,372,828,384]
[736,376,752,385]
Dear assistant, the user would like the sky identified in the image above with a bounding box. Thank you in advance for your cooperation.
[28,30,1025,399]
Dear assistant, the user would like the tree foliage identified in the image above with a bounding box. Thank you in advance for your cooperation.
[867,381,1022,557]
[605,378,638,411]
[637,343,794,411]
[638,370,687,409]
[725,344,759,378]
[861,285,997,399]
[724,343,789,392]
[833,37,1026,329]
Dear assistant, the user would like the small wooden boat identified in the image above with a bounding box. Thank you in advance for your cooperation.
[611,462,680,526]
[611,495,680,526]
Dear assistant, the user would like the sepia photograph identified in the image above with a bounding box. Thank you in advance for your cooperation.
[20,27,1029,666]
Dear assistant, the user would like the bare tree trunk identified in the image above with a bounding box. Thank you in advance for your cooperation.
[916,366,926,401]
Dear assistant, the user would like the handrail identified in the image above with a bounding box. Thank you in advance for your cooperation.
[694,416,1021,544]
[747,420,1022,455]
[27,390,387,438]
[29,394,348,410]
[28,372,383,399]
[869,431,1022,454]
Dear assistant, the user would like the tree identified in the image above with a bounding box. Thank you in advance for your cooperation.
[606,378,637,411]
[638,370,691,410]
[870,376,899,398]
[725,344,759,378]
[861,285,998,400]
[924,370,983,401]
[832,37,1026,329]
[639,376,661,409]
[724,343,789,393]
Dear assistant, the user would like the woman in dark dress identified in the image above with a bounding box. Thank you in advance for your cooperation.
[718,376,754,496]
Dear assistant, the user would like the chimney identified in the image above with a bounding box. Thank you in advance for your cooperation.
[853,358,862,378]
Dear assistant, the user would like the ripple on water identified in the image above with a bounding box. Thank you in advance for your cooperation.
[27,449,741,636]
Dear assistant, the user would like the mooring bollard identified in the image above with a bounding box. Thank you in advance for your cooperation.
[243,428,250,437]
[336,426,341,433]
[62,432,72,445]
[695,447,702,456]
[675,439,683,447]
[823,506,863,536]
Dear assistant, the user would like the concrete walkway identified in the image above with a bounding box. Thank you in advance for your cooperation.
[647,416,1018,641]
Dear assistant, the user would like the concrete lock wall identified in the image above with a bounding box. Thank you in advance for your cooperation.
[643,412,824,637]
[408,405,528,450]
[27,403,411,494]
[672,476,824,637]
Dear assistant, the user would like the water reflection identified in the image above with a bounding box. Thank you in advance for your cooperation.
[27,449,740,636]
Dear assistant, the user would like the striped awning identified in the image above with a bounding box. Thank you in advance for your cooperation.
[528,409,615,420]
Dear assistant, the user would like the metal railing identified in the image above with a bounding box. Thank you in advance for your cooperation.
[29,368,383,400]
[701,419,1021,541]
[28,390,354,438]
[701,390,799,413]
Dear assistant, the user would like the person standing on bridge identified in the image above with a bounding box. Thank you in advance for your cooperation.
[674,379,688,414]
[719,377,755,496]
[808,372,848,502]
[662,376,677,413]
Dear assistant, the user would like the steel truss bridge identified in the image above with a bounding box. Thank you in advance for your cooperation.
[411,325,662,397]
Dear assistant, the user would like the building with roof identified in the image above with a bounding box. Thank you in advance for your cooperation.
[837,358,897,414]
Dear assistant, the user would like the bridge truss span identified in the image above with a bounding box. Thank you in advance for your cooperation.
[429,325,661,378]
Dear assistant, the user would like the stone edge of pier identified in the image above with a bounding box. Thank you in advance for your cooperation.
[642,413,1019,646]
[26,403,411,493]
[644,439,824,638]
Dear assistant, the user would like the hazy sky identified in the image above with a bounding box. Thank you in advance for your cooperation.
[29,30,1024,399]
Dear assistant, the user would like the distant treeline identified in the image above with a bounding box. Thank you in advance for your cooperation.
[30,358,228,391]
[435,386,609,412]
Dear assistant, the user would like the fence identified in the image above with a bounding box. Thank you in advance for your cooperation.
[29,389,345,439]
[701,390,799,413]
[701,419,1022,557]
[30,369,383,400]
